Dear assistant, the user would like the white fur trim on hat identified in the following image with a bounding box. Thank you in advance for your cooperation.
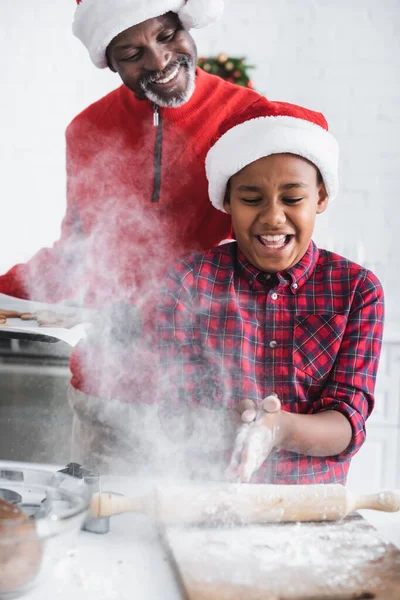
[205,116,339,213]
[73,0,224,69]
[179,0,224,29]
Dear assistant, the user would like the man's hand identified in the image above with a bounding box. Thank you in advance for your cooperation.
[0,308,86,329]
[31,310,84,328]
[226,394,283,483]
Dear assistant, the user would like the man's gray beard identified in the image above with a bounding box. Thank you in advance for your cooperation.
[141,63,196,108]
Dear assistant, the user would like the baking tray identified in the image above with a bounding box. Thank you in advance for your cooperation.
[0,293,88,346]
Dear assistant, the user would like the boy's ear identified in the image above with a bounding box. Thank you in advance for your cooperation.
[223,186,232,214]
[316,183,329,214]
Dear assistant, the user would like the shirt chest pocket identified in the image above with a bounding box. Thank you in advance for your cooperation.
[293,314,347,380]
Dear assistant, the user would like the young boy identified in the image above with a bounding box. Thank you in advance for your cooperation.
[157,98,384,485]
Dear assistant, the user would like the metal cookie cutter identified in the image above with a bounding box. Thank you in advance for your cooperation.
[0,487,23,504]
[58,462,110,534]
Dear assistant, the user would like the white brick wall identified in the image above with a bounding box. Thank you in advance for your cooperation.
[192,0,400,326]
[1,0,399,326]
[1,0,400,545]
[194,1,400,542]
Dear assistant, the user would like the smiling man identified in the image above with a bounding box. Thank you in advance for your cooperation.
[105,12,197,108]
[0,0,264,472]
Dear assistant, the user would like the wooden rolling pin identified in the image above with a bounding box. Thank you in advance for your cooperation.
[89,483,400,525]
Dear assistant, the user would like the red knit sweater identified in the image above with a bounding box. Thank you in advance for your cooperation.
[0,69,261,400]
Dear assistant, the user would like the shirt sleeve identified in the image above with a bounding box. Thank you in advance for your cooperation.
[0,126,86,303]
[311,270,384,459]
[157,262,225,409]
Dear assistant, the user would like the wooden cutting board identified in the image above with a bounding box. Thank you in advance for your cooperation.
[161,515,400,599]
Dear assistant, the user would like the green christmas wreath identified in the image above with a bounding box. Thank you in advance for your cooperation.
[198,53,255,89]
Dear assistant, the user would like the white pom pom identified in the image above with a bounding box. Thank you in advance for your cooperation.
[178,0,224,29]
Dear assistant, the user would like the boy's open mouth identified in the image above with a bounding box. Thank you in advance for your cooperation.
[257,234,293,249]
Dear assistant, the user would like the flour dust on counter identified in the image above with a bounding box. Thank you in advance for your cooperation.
[22,512,181,600]
[162,515,400,599]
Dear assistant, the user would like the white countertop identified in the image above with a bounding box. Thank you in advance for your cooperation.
[27,514,182,600]
[26,510,400,600]
[3,461,400,599]
[0,462,182,600]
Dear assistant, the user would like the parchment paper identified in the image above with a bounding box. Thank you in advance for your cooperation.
[0,293,89,347]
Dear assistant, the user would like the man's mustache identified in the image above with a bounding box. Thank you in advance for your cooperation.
[140,56,192,90]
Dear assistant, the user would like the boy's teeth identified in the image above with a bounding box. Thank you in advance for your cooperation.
[259,234,288,248]
[262,235,286,242]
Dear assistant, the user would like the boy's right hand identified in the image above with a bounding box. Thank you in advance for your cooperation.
[226,395,282,483]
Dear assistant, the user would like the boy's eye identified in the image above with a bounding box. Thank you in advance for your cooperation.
[283,197,303,204]
[241,197,262,205]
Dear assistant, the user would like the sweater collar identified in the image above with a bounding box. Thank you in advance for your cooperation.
[119,68,213,124]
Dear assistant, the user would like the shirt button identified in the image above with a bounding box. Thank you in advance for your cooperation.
[269,340,278,349]
[265,274,271,280]
[271,292,278,300]
[292,282,298,290]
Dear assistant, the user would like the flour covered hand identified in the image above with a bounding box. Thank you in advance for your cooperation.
[226,395,283,483]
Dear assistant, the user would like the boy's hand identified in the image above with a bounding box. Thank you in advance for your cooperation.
[226,394,283,483]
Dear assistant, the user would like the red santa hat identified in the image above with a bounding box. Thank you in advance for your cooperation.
[205,98,339,213]
[73,0,224,69]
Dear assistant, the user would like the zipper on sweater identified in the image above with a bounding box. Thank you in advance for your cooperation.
[152,104,163,203]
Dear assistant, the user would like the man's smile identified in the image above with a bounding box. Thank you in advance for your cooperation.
[148,63,182,86]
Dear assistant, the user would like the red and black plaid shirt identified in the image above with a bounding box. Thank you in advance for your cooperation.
[157,241,384,484]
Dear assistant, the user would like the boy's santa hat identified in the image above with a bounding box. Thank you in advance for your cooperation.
[206,98,339,213]
[73,0,224,68]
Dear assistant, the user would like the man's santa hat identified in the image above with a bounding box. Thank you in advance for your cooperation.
[73,0,224,69]
[205,98,339,213]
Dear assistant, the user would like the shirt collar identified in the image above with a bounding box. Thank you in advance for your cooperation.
[286,240,319,292]
[236,240,319,293]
